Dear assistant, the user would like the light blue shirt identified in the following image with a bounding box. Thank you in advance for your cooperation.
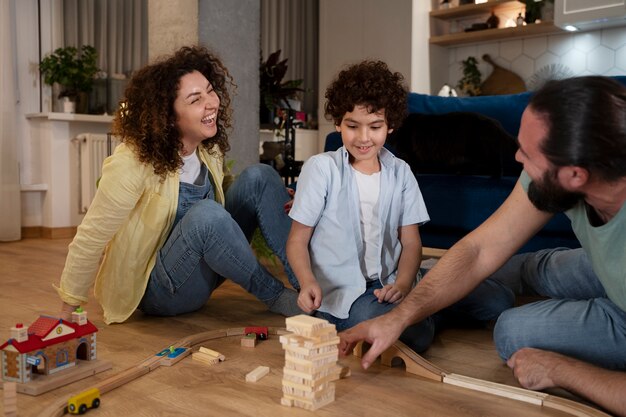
[289,147,429,318]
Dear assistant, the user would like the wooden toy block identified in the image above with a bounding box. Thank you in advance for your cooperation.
[3,381,17,417]
[245,366,270,382]
[198,347,225,361]
[241,334,257,348]
[285,315,335,338]
[281,316,338,410]
[192,352,220,366]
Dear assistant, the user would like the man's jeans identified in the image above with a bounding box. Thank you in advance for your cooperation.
[492,247,626,369]
[139,164,295,316]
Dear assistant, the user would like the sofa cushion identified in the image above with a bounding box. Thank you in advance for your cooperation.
[388,112,521,178]
[407,92,531,137]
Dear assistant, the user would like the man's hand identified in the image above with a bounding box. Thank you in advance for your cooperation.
[373,283,409,304]
[339,313,405,369]
[297,282,322,313]
[507,347,561,390]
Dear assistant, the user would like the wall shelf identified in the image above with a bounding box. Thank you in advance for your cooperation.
[430,0,524,20]
[430,21,563,46]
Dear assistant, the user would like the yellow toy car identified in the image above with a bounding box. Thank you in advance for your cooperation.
[67,388,101,414]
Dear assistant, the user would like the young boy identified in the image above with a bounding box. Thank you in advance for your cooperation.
[287,60,435,353]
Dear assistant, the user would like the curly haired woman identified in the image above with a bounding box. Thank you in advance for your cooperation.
[56,46,301,324]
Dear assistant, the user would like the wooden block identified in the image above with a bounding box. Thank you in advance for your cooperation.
[241,335,257,348]
[245,366,270,382]
[198,346,225,361]
[192,352,220,366]
[338,365,351,379]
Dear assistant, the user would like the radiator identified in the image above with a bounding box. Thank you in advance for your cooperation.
[75,133,121,213]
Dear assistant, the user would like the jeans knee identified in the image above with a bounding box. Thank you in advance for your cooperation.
[493,309,518,360]
[183,199,232,234]
[238,163,277,185]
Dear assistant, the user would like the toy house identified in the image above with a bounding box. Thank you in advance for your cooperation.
[0,310,98,384]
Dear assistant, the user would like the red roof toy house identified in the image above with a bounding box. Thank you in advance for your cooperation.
[1,309,98,385]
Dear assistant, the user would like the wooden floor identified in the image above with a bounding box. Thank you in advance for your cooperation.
[0,238,597,416]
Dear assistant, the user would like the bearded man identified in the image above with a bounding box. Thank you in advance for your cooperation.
[341,76,626,416]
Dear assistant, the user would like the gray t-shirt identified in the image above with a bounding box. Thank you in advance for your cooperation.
[520,171,626,311]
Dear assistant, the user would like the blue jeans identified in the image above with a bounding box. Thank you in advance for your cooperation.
[491,248,626,369]
[139,164,294,316]
[315,280,436,354]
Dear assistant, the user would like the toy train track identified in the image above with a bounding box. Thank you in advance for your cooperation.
[36,327,609,417]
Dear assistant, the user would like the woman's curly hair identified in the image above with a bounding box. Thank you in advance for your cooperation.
[112,45,235,179]
[324,60,408,130]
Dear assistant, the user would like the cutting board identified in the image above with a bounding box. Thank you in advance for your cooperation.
[480,54,526,95]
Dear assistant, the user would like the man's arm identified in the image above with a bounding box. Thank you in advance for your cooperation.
[508,348,626,417]
[340,180,554,368]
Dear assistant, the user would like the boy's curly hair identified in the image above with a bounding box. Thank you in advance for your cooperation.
[324,60,408,129]
[112,45,235,179]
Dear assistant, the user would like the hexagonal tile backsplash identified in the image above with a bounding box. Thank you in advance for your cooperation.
[448,26,626,94]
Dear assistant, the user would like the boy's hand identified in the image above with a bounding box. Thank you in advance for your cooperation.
[297,282,322,313]
[374,283,409,304]
[284,187,295,214]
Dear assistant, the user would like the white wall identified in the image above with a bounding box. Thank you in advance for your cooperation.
[446,27,626,93]
[318,0,413,142]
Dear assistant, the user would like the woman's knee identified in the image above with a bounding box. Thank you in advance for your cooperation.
[182,199,233,233]
[238,163,278,185]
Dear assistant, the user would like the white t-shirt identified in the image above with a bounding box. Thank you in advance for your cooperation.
[353,168,381,281]
[179,151,201,184]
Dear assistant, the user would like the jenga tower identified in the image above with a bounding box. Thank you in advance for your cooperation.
[280,315,341,411]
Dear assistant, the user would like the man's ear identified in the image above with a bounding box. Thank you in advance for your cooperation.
[558,166,589,190]
[335,124,341,132]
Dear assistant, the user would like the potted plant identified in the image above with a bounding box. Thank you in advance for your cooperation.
[457,56,482,96]
[259,50,304,125]
[39,45,100,113]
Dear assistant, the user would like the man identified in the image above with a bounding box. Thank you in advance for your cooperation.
[340,76,626,415]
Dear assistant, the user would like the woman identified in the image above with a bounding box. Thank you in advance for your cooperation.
[56,46,301,324]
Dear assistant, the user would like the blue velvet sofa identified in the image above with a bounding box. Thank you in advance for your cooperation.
[323,76,626,252]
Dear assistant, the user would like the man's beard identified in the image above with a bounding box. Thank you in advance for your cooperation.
[527,169,584,213]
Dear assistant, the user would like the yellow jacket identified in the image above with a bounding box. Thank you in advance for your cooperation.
[56,143,225,324]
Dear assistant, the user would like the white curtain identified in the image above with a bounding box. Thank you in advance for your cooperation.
[62,0,147,77]
[261,0,318,119]
[0,0,21,241]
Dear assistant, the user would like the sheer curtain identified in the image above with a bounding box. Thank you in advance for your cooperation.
[0,0,21,241]
[62,0,147,77]
[261,0,318,119]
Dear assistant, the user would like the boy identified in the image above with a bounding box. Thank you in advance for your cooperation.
[287,61,435,353]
